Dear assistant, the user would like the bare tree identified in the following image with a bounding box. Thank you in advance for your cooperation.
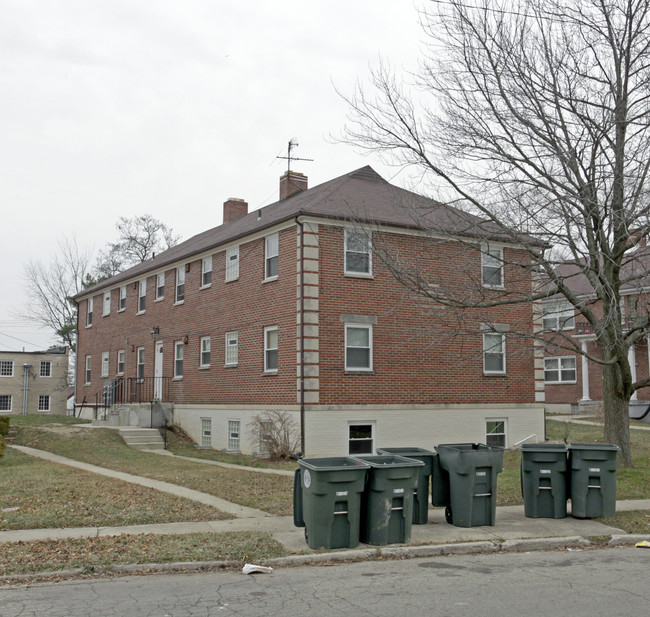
[342,0,650,465]
[23,236,95,351]
[95,214,180,278]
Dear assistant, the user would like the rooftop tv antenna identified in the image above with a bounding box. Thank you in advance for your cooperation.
[277,139,313,173]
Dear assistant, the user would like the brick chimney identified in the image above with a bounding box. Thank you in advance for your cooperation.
[223,198,248,223]
[279,171,308,200]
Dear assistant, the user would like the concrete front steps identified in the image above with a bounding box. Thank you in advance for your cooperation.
[118,427,165,451]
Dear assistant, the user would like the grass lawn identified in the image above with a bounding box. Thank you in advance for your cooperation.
[0,532,286,577]
[0,449,230,531]
[11,418,294,516]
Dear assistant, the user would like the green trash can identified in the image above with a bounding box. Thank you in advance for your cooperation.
[431,452,451,508]
[434,443,504,527]
[568,443,619,519]
[376,447,435,524]
[520,443,568,518]
[294,457,370,549]
[352,455,424,545]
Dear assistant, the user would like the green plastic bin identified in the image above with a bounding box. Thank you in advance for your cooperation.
[568,443,619,519]
[431,452,451,508]
[352,455,424,545]
[294,457,370,549]
[520,443,568,518]
[434,443,504,527]
[376,447,435,524]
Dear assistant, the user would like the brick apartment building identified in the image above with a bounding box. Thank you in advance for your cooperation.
[542,258,650,415]
[0,347,69,416]
[74,167,545,456]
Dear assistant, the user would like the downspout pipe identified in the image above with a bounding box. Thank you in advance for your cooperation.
[296,216,306,455]
[22,363,31,415]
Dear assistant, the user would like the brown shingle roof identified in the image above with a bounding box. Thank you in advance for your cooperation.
[77,166,542,298]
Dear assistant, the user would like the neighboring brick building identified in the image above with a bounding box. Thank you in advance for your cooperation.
[74,167,545,456]
[0,347,69,416]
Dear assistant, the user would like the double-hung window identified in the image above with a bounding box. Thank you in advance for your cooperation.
[345,324,373,371]
[101,352,109,378]
[40,361,52,377]
[345,228,372,275]
[117,349,125,375]
[225,332,239,366]
[103,290,111,316]
[264,326,278,372]
[1,360,13,377]
[87,297,94,326]
[486,420,506,448]
[174,341,184,378]
[0,395,11,411]
[202,256,212,287]
[119,285,126,311]
[227,419,240,451]
[200,336,211,368]
[349,423,374,455]
[85,355,92,384]
[138,280,146,313]
[544,357,577,383]
[483,333,506,374]
[38,395,51,412]
[156,273,165,300]
[542,301,575,330]
[482,245,504,287]
[137,347,145,381]
[226,246,239,281]
[265,234,279,279]
[176,267,185,303]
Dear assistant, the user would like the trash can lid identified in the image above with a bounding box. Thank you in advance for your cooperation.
[568,442,620,451]
[520,443,568,452]
[298,457,371,471]
[351,454,425,468]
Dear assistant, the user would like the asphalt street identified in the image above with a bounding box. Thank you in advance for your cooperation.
[1,547,649,617]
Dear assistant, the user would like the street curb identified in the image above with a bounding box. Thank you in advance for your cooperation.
[0,535,615,585]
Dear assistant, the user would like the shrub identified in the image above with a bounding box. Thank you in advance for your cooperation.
[0,416,9,437]
[249,410,301,460]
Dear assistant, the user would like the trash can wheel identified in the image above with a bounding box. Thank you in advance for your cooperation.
[445,505,453,524]
[304,528,309,543]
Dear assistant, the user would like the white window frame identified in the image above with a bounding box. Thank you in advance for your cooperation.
[227,419,241,451]
[200,336,211,368]
[156,272,165,301]
[482,245,504,288]
[225,332,239,366]
[40,361,52,378]
[486,419,507,448]
[542,301,575,331]
[201,417,212,448]
[138,279,147,313]
[345,324,373,372]
[117,349,125,376]
[348,422,375,455]
[544,356,577,384]
[1,360,14,377]
[101,351,110,378]
[265,233,279,280]
[174,341,184,379]
[483,333,506,375]
[264,326,278,373]
[137,347,145,381]
[202,256,212,287]
[87,297,93,326]
[103,290,111,316]
[345,228,372,276]
[176,266,186,303]
[226,246,239,281]
[0,394,11,412]
[85,355,92,385]
[119,285,126,311]
[38,394,51,412]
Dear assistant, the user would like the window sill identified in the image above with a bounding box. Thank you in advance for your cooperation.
[117,308,125,313]
[482,284,505,290]
[225,277,239,283]
[262,370,278,376]
[345,369,374,374]
[136,311,145,316]
[200,283,212,290]
[262,276,278,284]
[155,297,164,303]
[483,372,507,377]
[116,373,124,377]
[102,313,110,318]
[544,381,577,385]
[172,376,183,381]
[85,324,93,329]
[344,271,374,279]
[198,365,211,370]
[224,363,239,368]
[173,300,185,307]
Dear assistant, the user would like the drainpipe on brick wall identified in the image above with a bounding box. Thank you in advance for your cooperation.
[22,364,31,415]
[296,217,306,455]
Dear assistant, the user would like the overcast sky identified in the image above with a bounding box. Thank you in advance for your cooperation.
[0,0,426,352]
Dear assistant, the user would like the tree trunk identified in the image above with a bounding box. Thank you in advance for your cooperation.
[602,363,633,467]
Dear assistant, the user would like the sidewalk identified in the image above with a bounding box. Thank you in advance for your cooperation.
[4,445,649,557]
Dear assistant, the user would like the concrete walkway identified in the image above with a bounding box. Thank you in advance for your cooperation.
[552,415,650,430]
[4,445,649,556]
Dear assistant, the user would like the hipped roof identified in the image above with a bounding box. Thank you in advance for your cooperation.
[77,166,543,299]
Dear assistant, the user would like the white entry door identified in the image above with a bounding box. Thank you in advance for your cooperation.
[154,341,163,400]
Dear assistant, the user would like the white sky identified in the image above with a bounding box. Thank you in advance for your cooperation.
[0,0,426,351]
